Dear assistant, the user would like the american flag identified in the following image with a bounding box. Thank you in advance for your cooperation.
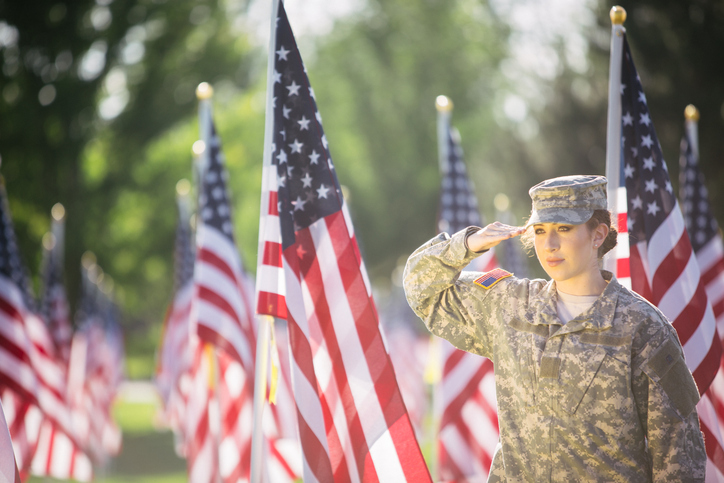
[192,103,257,481]
[680,121,724,479]
[156,191,195,448]
[30,210,93,482]
[436,111,499,481]
[192,99,300,482]
[0,181,92,480]
[184,341,220,483]
[0,180,41,408]
[39,206,72,363]
[255,2,431,480]
[70,266,123,466]
[680,131,724,331]
[612,35,722,477]
[194,110,256,372]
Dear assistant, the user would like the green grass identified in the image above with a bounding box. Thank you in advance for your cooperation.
[113,399,162,435]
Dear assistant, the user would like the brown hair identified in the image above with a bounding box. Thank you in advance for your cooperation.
[520,209,618,259]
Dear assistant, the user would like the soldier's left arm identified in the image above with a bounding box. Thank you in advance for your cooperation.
[632,323,706,481]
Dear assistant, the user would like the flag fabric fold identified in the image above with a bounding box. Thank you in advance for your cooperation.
[680,121,724,480]
[191,108,256,483]
[156,192,196,456]
[0,180,93,481]
[192,100,300,483]
[610,34,723,480]
[255,2,431,480]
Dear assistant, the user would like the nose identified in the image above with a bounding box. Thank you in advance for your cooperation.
[544,231,559,252]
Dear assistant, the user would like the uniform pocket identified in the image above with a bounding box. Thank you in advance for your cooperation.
[561,346,608,414]
[641,337,700,418]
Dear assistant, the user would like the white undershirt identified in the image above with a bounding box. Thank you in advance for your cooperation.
[556,290,599,324]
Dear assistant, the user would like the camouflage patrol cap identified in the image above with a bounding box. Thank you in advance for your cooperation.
[526,175,607,227]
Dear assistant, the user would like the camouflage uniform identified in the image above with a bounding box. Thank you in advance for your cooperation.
[404,227,706,482]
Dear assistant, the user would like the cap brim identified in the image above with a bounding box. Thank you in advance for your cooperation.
[525,208,594,228]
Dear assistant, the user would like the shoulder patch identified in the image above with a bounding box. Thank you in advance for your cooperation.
[474,268,512,289]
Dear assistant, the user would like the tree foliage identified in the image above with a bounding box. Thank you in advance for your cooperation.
[2,0,724,376]
[0,0,254,336]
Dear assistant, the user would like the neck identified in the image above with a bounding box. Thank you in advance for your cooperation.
[556,269,608,296]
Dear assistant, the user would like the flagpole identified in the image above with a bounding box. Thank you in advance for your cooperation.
[194,84,224,483]
[251,1,282,481]
[603,6,626,272]
[50,203,65,263]
[429,95,454,478]
[436,95,452,175]
[684,104,700,159]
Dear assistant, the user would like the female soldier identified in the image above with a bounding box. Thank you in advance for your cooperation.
[404,175,706,481]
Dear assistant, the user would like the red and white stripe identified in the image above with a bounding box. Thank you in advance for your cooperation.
[30,418,92,481]
[45,283,72,364]
[437,254,498,482]
[156,281,194,429]
[694,234,724,482]
[256,166,286,319]
[611,187,631,289]
[0,276,40,405]
[185,340,220,483]
[195,223,257,371]
[264,323,302,482]
[257,187,431,481]
[698,236,724,333]
[612,185,724,481]
[383,326,429,434]
[1,390,42,477]
[0,274,92,479]
[216,351,253,483]
[438,342,498,482]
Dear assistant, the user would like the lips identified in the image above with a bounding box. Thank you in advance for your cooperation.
[546,258,564,267]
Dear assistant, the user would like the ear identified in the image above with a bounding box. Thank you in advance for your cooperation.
[593,223,609,247]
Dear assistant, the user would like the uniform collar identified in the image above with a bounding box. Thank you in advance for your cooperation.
[529,271,620,334]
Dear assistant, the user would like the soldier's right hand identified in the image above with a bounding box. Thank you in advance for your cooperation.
[466,222,526,253]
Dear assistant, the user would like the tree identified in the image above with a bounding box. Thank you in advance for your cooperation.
[0,0,255,340]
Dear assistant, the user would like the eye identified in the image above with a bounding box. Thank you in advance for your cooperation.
[534,227,545,235]
[557,225,571,232]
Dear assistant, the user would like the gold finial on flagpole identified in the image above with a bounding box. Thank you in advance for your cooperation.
[81,251,97,270]
[176,179,191,197]
[51,202,65,221]
[684,104,700,122]
[610,6,626,25]
[196,82,214,100]
[42,233,56,251]
[435,95,453,112]
[192,140,206,157]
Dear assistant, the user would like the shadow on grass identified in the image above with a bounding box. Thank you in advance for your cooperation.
[105,431,186,477]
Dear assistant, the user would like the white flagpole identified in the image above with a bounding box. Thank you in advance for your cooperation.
[428,95,454,479]
[435,96,452,175]
[194,83,224,483]
[251,0,281,481]
[603,6,626,272]
[684,104,700,159]
[50,203,65,264]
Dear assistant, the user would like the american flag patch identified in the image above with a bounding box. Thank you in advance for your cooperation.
[474,268,512,289]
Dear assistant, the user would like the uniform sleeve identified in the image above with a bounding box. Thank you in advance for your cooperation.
[403,227,496,357]
[631,322,706,481]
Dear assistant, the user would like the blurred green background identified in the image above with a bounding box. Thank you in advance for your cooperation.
[3,0,724,476]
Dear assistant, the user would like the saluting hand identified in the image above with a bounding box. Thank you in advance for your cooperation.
[467,222,526,253]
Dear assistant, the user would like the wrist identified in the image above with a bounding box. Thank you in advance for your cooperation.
[464,226,489,254]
